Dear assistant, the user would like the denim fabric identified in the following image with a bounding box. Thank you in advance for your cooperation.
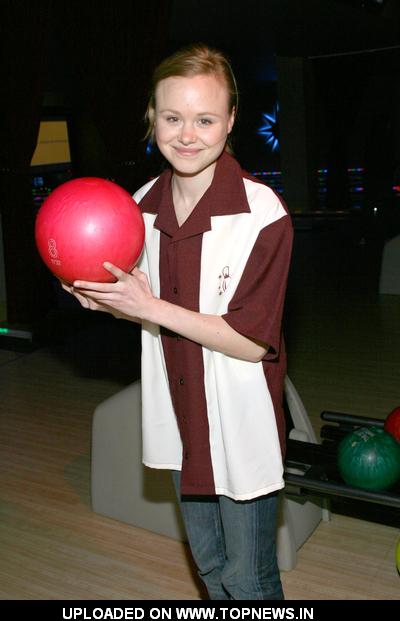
[172,471,284,600]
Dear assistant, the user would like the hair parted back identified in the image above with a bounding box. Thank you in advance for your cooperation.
[145,43,238,144]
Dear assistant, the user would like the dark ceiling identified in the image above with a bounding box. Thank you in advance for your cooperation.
[169,0,400,59]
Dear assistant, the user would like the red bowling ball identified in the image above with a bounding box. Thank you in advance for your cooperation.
[35,177,145,284]
[384,406,400,443]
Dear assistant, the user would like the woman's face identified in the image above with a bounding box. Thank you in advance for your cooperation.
[154,73,235,178]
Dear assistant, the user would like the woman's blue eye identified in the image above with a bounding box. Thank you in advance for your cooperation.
[199,118,212,125]
[166,116,178,123]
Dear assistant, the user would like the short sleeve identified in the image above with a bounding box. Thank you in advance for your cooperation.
[222,214,293,360]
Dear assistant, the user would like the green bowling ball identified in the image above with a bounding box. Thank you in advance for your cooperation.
[396,539,400,574]
[337,426,400,492]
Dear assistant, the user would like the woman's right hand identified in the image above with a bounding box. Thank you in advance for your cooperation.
[60,280,105,312]
[60,279,135,320]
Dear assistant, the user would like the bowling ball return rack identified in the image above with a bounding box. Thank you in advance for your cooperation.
[284,411,400,524]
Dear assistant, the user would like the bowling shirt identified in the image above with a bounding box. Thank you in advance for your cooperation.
[134,152,293,500]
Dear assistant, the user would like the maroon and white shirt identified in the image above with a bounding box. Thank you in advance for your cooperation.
[134,152,293,500]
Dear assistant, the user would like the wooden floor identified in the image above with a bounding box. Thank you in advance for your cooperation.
[1,225,399,600]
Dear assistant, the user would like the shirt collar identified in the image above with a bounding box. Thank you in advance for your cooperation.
[139,151,251,240]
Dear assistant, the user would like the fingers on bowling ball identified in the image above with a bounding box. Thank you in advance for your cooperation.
[337,426,400,492]
[35,177,145,284]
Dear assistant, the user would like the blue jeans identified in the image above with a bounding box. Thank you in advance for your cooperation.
[172,471,284,600]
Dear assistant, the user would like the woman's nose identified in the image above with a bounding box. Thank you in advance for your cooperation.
[179,122,196,144]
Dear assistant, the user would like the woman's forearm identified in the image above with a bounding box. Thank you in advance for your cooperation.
[145,297,268,363]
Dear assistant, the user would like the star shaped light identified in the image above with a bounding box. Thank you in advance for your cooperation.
[258,103,280,152]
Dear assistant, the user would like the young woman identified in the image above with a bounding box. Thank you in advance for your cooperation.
[64,44,293,600]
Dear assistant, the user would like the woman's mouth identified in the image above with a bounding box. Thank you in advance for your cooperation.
[174,147,201,157]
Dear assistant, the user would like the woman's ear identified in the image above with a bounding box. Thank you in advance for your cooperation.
[228,106,236,134]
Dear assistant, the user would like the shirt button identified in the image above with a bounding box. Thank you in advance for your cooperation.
[179,377,184,385]
[173,287,178,294]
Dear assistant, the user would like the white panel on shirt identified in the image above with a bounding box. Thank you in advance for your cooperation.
[200,178,286,499]
[134,180,183,471]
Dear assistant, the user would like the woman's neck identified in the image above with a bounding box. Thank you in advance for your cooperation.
[171,162,216,226]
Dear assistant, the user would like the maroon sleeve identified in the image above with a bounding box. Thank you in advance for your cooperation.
[222,214,293,360]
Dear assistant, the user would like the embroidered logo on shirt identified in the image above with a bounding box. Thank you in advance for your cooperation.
[218,266,231,295]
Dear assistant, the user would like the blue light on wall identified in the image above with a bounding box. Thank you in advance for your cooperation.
[258,103,279,152]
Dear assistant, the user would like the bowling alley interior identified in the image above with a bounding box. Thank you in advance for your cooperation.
[1,1,400,601]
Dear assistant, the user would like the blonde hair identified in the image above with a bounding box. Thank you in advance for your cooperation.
[145,43,238,150]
